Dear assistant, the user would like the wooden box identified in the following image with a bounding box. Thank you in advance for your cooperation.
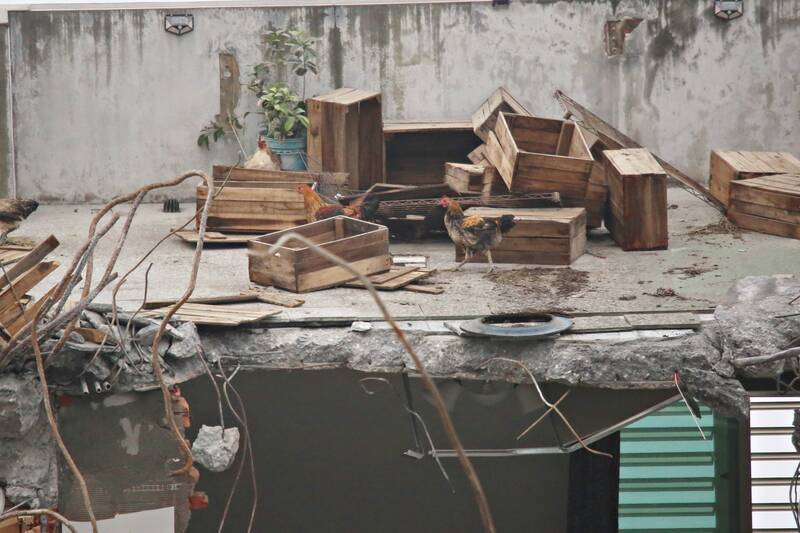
[603,148,668,251]
[471,86,532,142]
[384,121,482,186]
[485,113,594,206]
[454,207,586,265]
[709,151,800,208]
[248,216,390,292]
[306,88,384,190]
[444,162,506,197]
[197,181,308,233]
[728,174,800,239]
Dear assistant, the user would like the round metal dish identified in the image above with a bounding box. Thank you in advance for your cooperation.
[459,313,573,340]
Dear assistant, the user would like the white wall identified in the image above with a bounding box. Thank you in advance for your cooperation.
[6,0,800,201]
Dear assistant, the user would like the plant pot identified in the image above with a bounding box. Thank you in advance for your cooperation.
[262,132,307,171]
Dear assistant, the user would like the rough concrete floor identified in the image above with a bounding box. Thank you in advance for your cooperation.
[18,187,800,320]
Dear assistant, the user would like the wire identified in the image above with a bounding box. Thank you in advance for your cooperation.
[674,372,707,440]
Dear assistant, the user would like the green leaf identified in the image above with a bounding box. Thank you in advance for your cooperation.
[284,116,296,132]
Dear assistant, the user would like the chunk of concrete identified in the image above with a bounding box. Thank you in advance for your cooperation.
[192,425,240,473]
[0,375,41,437]
[167,322,201,360]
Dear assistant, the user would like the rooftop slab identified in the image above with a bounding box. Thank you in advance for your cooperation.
[17,186,799,321]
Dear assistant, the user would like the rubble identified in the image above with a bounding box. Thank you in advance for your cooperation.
[191,425,241,473]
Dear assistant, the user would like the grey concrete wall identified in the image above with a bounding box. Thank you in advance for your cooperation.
[6,0,800,202]
[0,25,12,197]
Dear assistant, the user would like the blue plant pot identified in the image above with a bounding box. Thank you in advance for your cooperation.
[262,132,307,171]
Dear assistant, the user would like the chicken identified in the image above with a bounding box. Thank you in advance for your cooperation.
[439,196,514,273]
[243,138,280,171]
[296,184,379,223]
[0,198,38,245]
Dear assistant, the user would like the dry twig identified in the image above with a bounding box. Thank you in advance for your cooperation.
[253,233,496,533]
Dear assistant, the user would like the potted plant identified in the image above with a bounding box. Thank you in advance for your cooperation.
[198,28,318,171]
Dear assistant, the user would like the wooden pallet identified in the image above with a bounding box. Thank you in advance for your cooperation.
[173,229,261,245]
[139,303,281,326]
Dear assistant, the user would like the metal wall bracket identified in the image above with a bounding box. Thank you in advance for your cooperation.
[165,14,194,36]
[714,0,743,20]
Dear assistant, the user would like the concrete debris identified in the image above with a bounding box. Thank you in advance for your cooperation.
[0,374,42,437]
[716,275,800,378]
[167,322,202,359]
[192,425,240,473]
[350,321,372,333]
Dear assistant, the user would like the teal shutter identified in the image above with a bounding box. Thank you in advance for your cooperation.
[618,402,717,532]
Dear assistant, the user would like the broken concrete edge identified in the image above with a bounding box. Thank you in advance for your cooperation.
[199,323,749,419]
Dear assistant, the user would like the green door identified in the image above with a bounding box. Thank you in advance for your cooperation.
[618,402,718,532]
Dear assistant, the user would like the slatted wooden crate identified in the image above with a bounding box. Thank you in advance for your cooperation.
[484,113,594,206]
[444,162,506,197]
[454,207,586,265]
[212,165,348,185]
[248,216,390,292]
[709,151,800,208]
[306,88,384,190]
[384,121,482,186]
[604,148,668,251]
[471,86,532,142]
[728,174,800,239]
[197,181,309,234]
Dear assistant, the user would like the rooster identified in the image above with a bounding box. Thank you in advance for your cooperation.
[0,198,38,245]
[296,184,379,223]
[439,196,514,273]
[243,138,280,171]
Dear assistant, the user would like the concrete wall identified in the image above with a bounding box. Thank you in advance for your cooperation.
[4,0,800,201]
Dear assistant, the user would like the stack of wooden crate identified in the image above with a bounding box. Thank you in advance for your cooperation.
[453,207,587,265]
[728,174,800,239]
[196,166,348,234]
[709,150,800,208]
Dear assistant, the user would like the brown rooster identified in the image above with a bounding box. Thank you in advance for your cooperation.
[296,184,379,223]
[0,198,38,245]
[439,196,514,273]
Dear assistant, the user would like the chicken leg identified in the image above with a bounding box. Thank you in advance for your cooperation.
[485,249,495,274]
[451,249,472,271]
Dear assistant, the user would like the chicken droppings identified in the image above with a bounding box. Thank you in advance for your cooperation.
[486,267,590,298]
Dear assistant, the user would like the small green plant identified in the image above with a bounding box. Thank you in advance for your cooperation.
[198,28,318,149]
[258,83,310,140]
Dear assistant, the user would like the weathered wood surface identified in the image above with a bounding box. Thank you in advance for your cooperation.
[454,207,587,265]
[728,173,800,239]
[709,151,800,208]
[248,216,391,293]
[140,303,281,326]
[196,184,308,233]
[307,88,384,189]
[174,230,260,245]
[472,87,532,141]
[604,148,668,251]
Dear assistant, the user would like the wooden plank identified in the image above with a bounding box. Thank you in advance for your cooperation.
[472,87,533,141]
[0,235,59,291]
[140,303,282,326]
[174,230,260,245]
[402,284,444,295]
[242,288,305,308]
[727,209,800,239]
[555,122,575,156]
[0,261,59,322]
[296,254,391,292]
[344,268,431,290]
[384,121,473,134]
[368,266,420,285]
[212,166,333,183]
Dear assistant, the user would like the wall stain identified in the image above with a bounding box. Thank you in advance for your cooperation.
[328,11,344,88]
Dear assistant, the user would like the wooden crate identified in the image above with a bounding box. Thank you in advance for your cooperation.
[709,150,800,208]
[484,113,594,206]
[248,216,390,292]
[197,181,308,233]
[306,88,384,190]
[454,207,586,265]
[444,162,506,197]
[212,165,348,184]
[603,148,668,251]
[728,174,800,239]
[471,86,532,142]
[384,121,482,186]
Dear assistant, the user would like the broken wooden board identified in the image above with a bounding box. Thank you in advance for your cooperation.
[343,267,437,291]
[554,89,726,212]
[709,151,800,208]
[0,242,34,266]
[139,303,281,326]
[242,288,305,308]
[728,174,800,239]
[197,183,308,234]
[173,229,261,245]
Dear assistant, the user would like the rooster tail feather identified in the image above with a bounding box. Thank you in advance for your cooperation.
[498,214,515,233]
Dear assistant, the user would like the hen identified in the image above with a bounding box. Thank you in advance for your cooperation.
[439,196,514,273]
[0,198,39,245]
[243,138,281,171]
[297,184,379,223]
